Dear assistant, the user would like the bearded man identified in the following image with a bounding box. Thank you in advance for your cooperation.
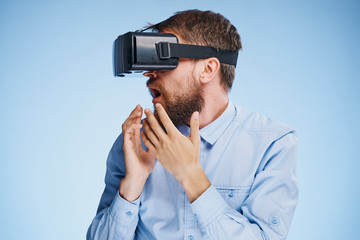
[87,9,298,240]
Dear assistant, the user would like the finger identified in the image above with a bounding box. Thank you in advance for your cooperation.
[141,131,157,157]
[154,103,177,134]
[189,111,200,144]
[127,105,142,122]
[129,104,142,118]
[123,120,143,135]
[123,122,143,143]
[143,118,159,146]
[123,105,143,130]
[133,106,143,140]
[134,105,143,124]
[144,108,167,140]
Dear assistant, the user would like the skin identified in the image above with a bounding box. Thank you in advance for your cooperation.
[119,31,230,203]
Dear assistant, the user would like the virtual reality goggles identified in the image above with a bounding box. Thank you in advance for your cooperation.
[113,30,239,77]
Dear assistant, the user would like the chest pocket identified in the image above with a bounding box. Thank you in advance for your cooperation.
[214,186,251,211]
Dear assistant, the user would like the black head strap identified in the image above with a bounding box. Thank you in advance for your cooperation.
[156,42,238,66]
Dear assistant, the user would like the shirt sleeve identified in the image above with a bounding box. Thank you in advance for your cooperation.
[87,134,141,240]
[191,131,299,240]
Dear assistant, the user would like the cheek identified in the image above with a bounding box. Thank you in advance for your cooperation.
[158,85,172,103]
[160,78,183,97]
[159,62,195,99]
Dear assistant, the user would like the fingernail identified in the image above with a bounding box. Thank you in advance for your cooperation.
[155,103,160,108]
[194,111,199,120]
[144,108,150,113]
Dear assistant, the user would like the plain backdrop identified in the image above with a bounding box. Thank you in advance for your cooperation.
[1,0,359,239]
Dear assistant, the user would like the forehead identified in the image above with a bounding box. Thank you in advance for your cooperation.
[159,29,189,44]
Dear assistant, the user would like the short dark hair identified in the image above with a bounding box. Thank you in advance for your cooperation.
[153,9,242,91]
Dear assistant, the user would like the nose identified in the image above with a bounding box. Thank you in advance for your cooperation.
[143,70,158,79]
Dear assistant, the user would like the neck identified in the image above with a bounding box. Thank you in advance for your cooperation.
[198,85,229,129]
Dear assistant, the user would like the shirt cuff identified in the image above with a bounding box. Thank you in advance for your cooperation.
[108,192,140,226]
[190,185,228,227]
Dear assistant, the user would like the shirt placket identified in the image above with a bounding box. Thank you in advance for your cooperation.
[184,139,207,240]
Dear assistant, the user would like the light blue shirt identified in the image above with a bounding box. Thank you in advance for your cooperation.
[87,101,298,240]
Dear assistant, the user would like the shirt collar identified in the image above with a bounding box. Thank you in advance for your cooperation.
[177,101,236,145]
[199,100,236,145]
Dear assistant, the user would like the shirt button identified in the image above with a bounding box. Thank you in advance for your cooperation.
[188,235,194,240]
[126,211,133,217]
[271,217,278,224]
[228,190,234,198]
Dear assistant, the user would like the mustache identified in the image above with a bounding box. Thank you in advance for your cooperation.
[146,77,156,87]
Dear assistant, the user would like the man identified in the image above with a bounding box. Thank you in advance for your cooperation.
[87,9,298,240]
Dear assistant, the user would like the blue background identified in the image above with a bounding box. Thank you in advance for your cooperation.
[1,0,359,239]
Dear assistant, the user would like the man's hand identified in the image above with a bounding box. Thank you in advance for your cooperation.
[141,103,210,203]
[119,105,155,202]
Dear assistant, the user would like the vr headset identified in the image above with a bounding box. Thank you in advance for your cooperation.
[113,28,239,77]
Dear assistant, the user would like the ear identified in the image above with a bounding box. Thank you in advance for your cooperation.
[199,57,221,84]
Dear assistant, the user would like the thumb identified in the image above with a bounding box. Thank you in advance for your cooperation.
[189,111,200,144]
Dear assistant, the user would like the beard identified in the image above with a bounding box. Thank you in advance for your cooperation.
[153,80,204,128]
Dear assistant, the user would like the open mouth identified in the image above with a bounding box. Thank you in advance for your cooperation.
[149,87,162,99]
[149,88,161,98]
